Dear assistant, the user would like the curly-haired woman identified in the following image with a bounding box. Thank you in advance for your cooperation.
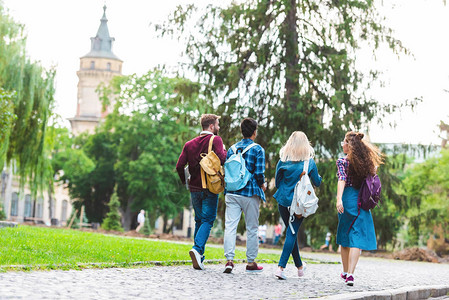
[336,131,383,286]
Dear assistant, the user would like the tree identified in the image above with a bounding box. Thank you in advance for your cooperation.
[50,126,103,222]
[158,1,408,156]
[102,70,209,230]
[102,190,124,232]
[142,216,152,236]
[0,88,16,165]
[0,3,56,193]
[402,149,449,247]
[59,70,207,230]
[157,1,412,244]
[0,201,6,220]
[439,121,448,148]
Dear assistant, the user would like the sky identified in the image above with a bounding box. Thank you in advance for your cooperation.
[2,0,449,146]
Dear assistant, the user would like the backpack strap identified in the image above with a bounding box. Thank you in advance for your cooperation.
[201,167,206,188]
[241,143,258,155]
[208,135,215,153]
[201,135,216,189]
[230,142,257,155]
[303,159,310,174]
[347,210,361,234]
[230,144,237,154]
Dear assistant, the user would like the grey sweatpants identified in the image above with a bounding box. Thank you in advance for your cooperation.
[223,193,260,262]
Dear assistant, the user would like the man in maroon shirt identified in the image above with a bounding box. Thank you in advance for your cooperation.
[176,114,226,270]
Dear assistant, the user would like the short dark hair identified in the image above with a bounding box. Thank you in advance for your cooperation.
[241,118,258,138]
[200,114,220,130]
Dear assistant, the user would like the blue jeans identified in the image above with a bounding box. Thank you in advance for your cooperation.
[191,190,219,256]
[273,235,281,245]
[278,204,304,268]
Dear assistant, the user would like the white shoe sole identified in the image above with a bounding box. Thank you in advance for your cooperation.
[275,274,287,280]
[246,270,263,273]
[189,249,204,270]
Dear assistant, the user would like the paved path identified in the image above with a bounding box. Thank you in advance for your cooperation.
[1,251,448,299]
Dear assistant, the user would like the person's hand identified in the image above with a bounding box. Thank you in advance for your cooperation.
[261,182,267,192]
[336,198,344,214]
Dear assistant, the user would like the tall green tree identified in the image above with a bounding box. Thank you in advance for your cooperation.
[59,70,208,230]
[157,0,414,245]
[158,0,407,156]
[53,131,106,223]
[102,70,209,230]
[402,149,449,246]
[0,88,16,164]
[0,3,56,193]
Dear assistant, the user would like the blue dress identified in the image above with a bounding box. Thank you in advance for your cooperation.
[336,158,377,250]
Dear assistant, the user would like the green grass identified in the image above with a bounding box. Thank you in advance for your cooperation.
[0,225,282,271]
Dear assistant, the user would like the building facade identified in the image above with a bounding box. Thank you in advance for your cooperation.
[0,6,120,226]
[1,167,72,226]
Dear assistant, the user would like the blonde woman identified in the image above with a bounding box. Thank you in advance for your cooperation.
[336,132,383,286]
[274,131,322,280]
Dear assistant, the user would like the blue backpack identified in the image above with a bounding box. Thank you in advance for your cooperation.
[224,143,258,191]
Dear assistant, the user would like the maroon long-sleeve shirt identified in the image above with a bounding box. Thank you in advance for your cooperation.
[176,134,227,192]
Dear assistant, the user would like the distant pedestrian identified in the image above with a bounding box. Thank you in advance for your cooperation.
[336,131,383,286]
[136,210,145,233]
[223,118,267,274]
[320,232,333,251]
[273,223,282,245]
[273,131,322,280]
[258,224,267,244]
[176,114,226,270]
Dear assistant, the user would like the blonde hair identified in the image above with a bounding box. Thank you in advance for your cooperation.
[279,131,315,162]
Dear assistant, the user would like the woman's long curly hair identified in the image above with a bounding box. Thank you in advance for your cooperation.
[345,131,384,189]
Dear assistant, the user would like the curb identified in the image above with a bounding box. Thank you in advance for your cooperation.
[0,221,18,228]
[2,257,335,272]
[321,285,449,300]
[1,258,281,272]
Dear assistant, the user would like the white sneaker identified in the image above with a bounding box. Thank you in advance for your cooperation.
[189,249,205,270]
[298,262,306,277]
[275,268,287,280]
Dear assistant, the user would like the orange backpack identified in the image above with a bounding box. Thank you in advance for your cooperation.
[199,135,225,194]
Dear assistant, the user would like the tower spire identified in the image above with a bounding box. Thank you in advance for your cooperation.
[82,5,120,60]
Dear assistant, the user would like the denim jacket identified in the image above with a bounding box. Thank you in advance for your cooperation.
[273,158,322,207]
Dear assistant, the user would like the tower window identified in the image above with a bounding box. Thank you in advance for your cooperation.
[106,62,111,70]
[90,61,95,69]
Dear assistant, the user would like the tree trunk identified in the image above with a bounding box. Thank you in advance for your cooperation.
[283,0,300,113]
[163,214,169,234]
[48,183,53,220]
[121,196,134,231]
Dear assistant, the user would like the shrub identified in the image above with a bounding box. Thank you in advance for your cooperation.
[102,192,123,232]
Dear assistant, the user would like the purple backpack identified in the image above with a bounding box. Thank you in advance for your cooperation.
[348,174,381,232]
[358,174,382,210]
